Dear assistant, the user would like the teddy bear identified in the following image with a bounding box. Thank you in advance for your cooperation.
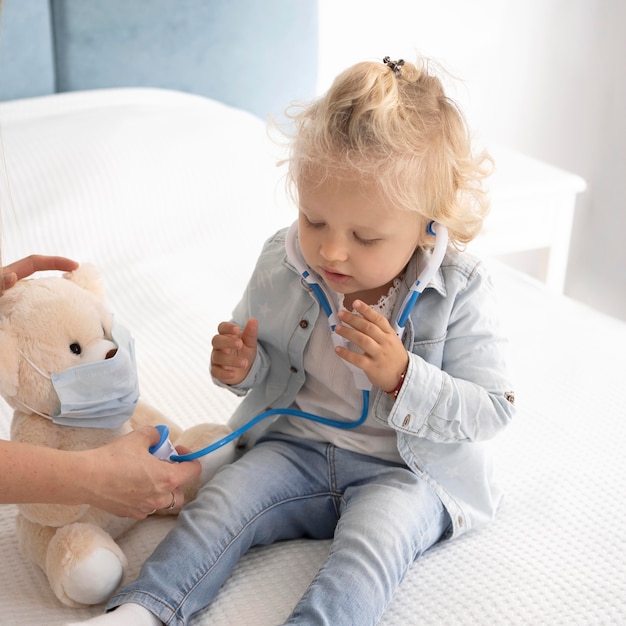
[0,264,235,607]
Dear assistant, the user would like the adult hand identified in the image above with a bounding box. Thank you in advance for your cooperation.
[1,255,79,292]
[78,426,202,519]
[210,318,258,385]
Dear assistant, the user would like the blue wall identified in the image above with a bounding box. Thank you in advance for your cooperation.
[0,0,318,119]
[0,0,56,100]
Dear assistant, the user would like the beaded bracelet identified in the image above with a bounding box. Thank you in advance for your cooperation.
[385,368,407,399]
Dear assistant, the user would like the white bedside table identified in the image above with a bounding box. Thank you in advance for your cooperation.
[469,147,587,293]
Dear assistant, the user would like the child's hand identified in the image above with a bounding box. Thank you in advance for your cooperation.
[210,318,258,386]
[334,300,408,393]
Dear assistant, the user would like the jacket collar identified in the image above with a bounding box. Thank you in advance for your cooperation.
[404,247,447,298]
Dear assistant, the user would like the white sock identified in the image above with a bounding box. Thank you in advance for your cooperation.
[65,602,162,626]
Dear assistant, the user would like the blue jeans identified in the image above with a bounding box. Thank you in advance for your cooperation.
[107,434,450,625]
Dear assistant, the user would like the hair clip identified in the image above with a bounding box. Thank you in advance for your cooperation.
[383,56,405,77]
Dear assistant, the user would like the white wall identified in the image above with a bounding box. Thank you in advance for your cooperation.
[317,0,626,320]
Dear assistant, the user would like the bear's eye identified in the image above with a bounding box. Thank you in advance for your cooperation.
[69,343,82,355]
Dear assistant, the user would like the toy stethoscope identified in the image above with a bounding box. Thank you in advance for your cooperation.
[153,220,448,463]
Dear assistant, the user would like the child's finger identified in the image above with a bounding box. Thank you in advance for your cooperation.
[337,309,379,339]
[352,300,393,330]
[216,321,241,336]
[241,318,258,349]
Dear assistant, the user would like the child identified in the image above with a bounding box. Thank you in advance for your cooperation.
[74,56,515,626]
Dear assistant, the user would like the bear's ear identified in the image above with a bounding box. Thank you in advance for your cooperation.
[0,325,20,399]
[63,263,106,301]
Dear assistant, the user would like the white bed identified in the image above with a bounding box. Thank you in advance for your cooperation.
[0,88,624,625]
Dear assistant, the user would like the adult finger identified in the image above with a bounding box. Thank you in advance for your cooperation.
[4,255,79,281]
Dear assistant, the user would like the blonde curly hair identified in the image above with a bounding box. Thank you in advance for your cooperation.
[284,57,493,247]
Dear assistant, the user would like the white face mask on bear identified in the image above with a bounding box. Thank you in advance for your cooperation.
[17,319,139,429]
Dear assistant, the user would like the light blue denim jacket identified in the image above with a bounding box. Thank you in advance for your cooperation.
[220,228,516,539]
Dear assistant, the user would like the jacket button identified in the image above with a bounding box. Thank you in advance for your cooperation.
[299,320,309,329]
[402,414,410,428]
[290,366,298,373]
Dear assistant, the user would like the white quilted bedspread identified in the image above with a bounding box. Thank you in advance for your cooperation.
[0,89,624,625]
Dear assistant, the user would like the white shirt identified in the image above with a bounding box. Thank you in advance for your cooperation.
[269,280,404,463]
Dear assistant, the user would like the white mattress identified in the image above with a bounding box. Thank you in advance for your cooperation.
[0,89,624,625]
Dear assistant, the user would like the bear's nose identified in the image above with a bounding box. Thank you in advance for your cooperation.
[105,348,118,359]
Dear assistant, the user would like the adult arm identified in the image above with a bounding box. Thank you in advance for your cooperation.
[0,427,201,518]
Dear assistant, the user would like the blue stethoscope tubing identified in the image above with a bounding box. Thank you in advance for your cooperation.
[170,393,371,461]
[170,220,448,462]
